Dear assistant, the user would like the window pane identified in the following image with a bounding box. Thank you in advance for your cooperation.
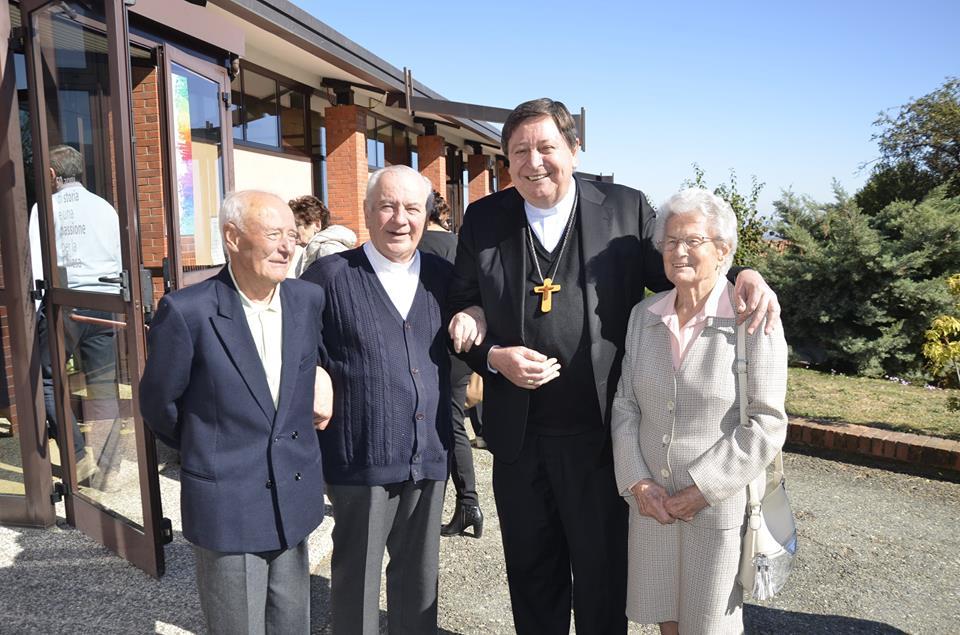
[279,87,307,156]
[231,73,243,141]
[34,6,123,295]
[243,69,278,147]
[170,64,226,267]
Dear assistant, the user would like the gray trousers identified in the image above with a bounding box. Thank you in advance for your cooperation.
[327,479,445,635]
[194,539,310,635]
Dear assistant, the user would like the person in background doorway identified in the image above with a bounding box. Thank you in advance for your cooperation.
[289,194,356,276]
[28,144,123,485]
[418,189,484,538]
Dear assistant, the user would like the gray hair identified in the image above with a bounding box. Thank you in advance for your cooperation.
[49,145,84,181]
[364,165,432,212]
[219,190,287,235]
[654,188,739,274]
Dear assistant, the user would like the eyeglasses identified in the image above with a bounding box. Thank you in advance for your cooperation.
[657,235,720,251]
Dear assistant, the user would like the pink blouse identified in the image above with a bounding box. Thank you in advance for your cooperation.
[648,279,736,370]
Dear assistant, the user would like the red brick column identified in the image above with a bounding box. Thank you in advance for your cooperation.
[417,134,446,194]
[325,104,369,243]
[497,157,513,190]
[131,67,166,306]
[467,153,490,203]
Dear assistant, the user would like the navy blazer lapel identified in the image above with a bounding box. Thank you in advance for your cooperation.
[275,282,306,424]
[577,178,617,417]
[210,271,277,423]
[498,191,528,342]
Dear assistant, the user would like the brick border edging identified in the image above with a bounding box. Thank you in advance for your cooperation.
[786,416,960,476]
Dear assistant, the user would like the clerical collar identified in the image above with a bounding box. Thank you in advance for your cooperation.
[523,178,577,220]
[362,241,420,273]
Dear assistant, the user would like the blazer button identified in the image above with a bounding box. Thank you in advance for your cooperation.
[274,436,281,443]
[294,472,302,481]
[660,468,670,478]
[265,480,274,489]
[411,368,419,374]
[416,413,425,421]
[291,431,299,439]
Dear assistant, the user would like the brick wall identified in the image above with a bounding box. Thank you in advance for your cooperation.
[0,307,16,435]
[497,157,513,190]
[467,153,490,203]
[131,67,167,306]
[417,134,446,194]
[324,104,369,243]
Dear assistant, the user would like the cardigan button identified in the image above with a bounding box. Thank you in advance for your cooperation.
[667,400,675,412]
[662,434,670,444]
[416,413,425,421]
[411,368,419,374]
[660,469,670,478]
[294,472,302,481]
[265,480,274,489]
[292,431,299,439]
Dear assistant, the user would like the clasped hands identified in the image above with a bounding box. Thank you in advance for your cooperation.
[629,480,708,524]
[448,306,560,390]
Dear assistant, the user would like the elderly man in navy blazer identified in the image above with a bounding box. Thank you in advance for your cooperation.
[140,190,330,634]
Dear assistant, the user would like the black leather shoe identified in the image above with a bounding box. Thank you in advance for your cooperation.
[441,503,484,538]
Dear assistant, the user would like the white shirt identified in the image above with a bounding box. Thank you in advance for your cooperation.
[28,182,124,304]
[523,178,577,251]
[228,264,283,407]
[363,241,420,319]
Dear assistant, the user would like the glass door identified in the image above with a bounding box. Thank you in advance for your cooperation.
[0,0,56,528]
[22,0,165,577]
[159,44,233,290]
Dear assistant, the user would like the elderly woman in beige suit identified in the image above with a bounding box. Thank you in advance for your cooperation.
[611,188,788,634]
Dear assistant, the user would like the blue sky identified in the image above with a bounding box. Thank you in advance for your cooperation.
[293,1,959,216]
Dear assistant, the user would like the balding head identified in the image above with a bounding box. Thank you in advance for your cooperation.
[220,190,297,299]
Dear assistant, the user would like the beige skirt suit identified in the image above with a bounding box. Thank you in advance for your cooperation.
[611,285,788,633]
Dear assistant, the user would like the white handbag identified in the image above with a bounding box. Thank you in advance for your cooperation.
[735,322,798,600]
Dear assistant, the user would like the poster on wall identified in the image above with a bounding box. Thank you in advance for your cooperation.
[210,217,225,265]
[172,72,195,236]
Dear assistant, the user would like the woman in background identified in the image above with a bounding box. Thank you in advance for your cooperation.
[289,194,356,276]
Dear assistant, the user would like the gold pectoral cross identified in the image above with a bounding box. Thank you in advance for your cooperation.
[533,277,561,313]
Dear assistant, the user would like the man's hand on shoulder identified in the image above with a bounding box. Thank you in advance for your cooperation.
[488,346,561,390]
[733,269,781,335]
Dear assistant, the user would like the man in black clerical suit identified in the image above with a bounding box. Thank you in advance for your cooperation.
[447,98,780,634]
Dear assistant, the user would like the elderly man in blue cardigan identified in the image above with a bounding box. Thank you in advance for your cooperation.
[301,165,460,634]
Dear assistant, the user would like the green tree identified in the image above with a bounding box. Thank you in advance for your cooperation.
[855,160,941,217]
[923,274,960,388]
[871,77,960,192]
[683,164,767,269]
[765,185,960,380]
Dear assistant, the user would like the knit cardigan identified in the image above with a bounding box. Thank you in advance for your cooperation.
[301,248,452,486]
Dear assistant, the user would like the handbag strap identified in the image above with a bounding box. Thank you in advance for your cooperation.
[737,320,786,525]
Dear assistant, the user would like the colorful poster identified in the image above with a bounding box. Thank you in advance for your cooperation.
[172,72,194,235]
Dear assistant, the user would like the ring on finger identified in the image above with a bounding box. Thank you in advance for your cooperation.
[526,379,534,385]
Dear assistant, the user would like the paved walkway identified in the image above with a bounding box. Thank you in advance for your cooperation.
[1,446,958,633]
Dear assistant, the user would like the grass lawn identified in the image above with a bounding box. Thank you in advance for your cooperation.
[786,367,960,440]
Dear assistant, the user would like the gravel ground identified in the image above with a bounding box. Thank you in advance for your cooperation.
[1,445,956,633]
[312,448,960,634]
